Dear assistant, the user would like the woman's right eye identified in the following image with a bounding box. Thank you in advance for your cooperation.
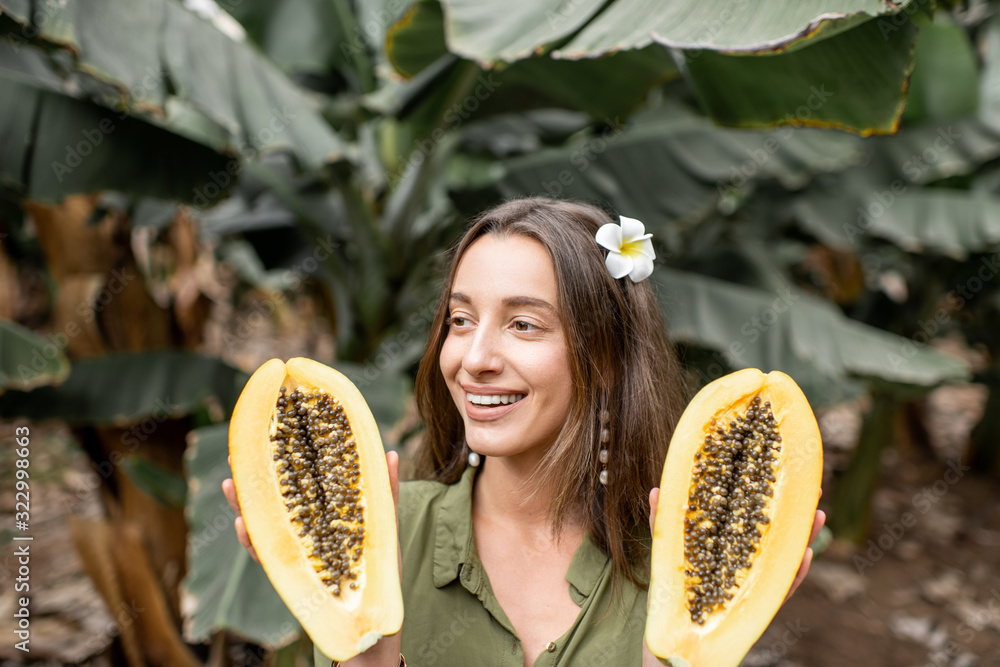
[446,316,467,327]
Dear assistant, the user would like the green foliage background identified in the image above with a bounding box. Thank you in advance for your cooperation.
[1,0,999,657]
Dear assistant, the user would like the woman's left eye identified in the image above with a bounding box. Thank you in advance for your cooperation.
[513,321,535,332]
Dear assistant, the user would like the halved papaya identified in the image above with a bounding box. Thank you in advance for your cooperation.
[646,368,822,666]
[229,358,402,661]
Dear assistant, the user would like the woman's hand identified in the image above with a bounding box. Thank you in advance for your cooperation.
[784,505,826,603]
[223,452,404,666]
[640,488,826,666]
[222,458,259,563]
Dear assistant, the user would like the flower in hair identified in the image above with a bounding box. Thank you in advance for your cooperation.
[595,215,655,283]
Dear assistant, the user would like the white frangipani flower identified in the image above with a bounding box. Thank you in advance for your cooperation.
[595,215,655,283]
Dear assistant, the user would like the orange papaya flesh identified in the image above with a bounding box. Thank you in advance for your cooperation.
[229,358,402,661]
[646,368,822,666]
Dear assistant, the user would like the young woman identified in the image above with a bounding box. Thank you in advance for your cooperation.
[224,197,824,666]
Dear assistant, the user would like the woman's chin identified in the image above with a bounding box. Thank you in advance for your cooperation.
[463,438,513,461]
[463,436,554,468]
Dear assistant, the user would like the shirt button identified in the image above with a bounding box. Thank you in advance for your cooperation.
[546,642,557,652]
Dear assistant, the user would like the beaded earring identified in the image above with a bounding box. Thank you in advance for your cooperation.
[467,449,481,467]
[598,408,610,485]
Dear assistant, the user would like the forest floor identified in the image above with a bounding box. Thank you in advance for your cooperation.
[747,368,1000,667]
[754,444,1000,667]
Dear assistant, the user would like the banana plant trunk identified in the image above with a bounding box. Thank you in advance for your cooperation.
[829,389,901,543]
[968,368,1000,478]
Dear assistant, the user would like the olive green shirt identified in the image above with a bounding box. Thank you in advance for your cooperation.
[314,466,649,666]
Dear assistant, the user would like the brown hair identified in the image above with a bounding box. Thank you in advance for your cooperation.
[413,197,688,589]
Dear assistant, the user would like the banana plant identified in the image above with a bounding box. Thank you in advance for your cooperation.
[0,0,972,656]
[387,0,928,135]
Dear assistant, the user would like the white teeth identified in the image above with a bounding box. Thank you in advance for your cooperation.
[467,392,526,406]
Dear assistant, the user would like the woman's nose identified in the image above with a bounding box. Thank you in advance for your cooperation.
[462,326,503,376]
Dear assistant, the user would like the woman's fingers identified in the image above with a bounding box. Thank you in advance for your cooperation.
[784,547,813,603]
[809,509,826,546]
[387,450,400,514]
[222,478,240,515]
[234,515,260,563]
[784,509,826,602]
[648,487,659,535]
[386,450,403,580]
[645,487,661,622]
[222,477,260,564]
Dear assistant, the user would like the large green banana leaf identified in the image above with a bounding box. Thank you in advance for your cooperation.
[790,119,1000,249]
[0,0,29,22]
[787,11,1000,249]
[680,16,917,135]
[977,18,1000,135]
[384,0,450,77]
[0,0,344,201]
[566,0,914,54]
[388,0,922,133]
[0,76,233,202]
[383,1,679,126]
[902,12,978,123]
[182,422,301,646]
[657,268,969,405]
[0,318,71,391]
[457,104,864,230]
[836,189,1000,259]
[0,351,248,425]
[220,0,352,76]
[440,0,912,61]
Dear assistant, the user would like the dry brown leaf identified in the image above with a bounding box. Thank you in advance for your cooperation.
[51,274,111,358]
[69,517,145,667]
[0,242,18,320]
[93,424,190,614]
[114,522,202,667]
[25,195,120,278]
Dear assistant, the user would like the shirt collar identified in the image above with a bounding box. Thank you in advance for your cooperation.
[565,532,609,601]
[431,465,610,603]
[432,465,477,588]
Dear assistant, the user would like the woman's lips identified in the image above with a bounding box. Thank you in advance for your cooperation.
[466,392,526,406]
[464,394,526,421]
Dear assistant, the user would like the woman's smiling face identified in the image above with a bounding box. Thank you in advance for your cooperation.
[439,234,574,465]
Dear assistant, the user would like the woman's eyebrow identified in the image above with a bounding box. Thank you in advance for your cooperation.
[449,292,558,316]
[501,296,557,315]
